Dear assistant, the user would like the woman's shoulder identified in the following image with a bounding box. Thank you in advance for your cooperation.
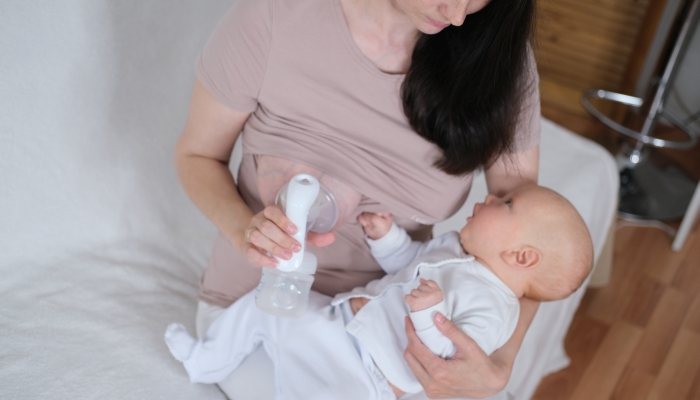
[234,0,331,18]
[216,0,337,36]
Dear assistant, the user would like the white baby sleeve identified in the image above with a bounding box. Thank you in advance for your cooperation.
[408,300,455,358]
[453,314,507,356]
[366,225,460,275]
[366,223,424,274]
[410,306,510,358]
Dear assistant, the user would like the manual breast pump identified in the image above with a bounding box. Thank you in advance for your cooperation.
[255,174,338,318]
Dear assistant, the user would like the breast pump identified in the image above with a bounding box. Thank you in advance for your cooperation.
[254,174,338,318]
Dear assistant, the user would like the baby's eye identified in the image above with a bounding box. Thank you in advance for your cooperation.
[505,200,512,206]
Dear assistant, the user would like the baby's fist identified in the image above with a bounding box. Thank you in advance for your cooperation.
[357,212,393,240]
[405,279,444,312]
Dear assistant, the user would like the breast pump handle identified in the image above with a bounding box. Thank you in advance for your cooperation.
[275,174,319,272]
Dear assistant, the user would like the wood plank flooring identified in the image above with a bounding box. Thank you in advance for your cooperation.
[532,105,700,399]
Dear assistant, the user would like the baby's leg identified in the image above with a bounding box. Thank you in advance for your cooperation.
[273,294,395,400]
[166,291,289,384]
[166,292,394,399]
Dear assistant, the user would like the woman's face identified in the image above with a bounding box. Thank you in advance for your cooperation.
[395,0,491,34]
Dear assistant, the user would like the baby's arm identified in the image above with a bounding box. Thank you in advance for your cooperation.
[405,286,520,358]
[406,280,511,359]
[405,279,455,358]
[357,213,445,274]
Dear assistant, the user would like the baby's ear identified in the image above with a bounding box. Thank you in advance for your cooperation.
[501,246,540,269]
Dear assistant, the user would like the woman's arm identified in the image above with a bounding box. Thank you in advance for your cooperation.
[175,79,305,267]
[484,145,539,197]
[175,79,252,250]
[489,298,540,383]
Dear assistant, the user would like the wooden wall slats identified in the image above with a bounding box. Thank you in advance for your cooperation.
[537,47,626,87]
[537,44,628,78]
[552,0,649,12]
[541,4,646,34]
[539,62,621,89]
[548,0,647,24]
[536,34,632,65]
[538,10,641,44]
[537,30,635,60]
[535,0,652,116]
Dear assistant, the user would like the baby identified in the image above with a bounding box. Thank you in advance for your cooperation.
[165,184,593,399]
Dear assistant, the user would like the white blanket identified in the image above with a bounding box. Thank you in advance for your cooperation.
[0,1,618,399]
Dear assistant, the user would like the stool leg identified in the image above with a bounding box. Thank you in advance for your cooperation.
[672,183,700,251]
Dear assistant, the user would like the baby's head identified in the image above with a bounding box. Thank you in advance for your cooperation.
[460,185,593,301]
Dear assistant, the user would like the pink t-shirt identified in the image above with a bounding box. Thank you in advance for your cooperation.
[196,0,541,306]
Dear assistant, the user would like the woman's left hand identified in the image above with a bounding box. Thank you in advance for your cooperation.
[403,297,539,399]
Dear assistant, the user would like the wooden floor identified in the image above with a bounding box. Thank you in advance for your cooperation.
[531,105,700,399]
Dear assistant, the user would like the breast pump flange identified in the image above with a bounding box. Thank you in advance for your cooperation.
[254,174,339,318]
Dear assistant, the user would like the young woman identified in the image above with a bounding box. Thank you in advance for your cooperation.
[174,0,540,397]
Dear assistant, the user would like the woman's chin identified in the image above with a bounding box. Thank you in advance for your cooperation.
[408,15,447,35]
[417,23,446,35]
[422,16,451,33]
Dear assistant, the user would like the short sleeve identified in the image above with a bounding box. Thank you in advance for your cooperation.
[512,44,541,152]
[195,0,273,113]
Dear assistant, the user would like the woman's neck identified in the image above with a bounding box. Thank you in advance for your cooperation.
[340,0,420,73]
[349,0,418,40]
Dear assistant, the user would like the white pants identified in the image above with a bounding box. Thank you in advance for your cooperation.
[195,299,275,399]
[167,291,395,400]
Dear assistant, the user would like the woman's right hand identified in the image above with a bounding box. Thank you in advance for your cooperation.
[241,205,336,268]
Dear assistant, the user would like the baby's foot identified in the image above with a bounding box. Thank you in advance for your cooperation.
[164,323,197,362]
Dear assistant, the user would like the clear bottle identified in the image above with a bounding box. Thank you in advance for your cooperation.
[254,253,317,319]
[254,174,338,318]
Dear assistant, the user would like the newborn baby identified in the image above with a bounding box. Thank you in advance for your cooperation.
[165,185,593,399]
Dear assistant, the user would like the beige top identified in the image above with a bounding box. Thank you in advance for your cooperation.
[196,0,541,307]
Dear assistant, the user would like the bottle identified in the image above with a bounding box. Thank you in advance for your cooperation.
[254,174,338,318]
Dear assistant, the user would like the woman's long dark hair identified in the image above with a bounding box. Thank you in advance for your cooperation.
[402,0,536,176]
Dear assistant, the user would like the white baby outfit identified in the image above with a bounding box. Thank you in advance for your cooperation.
[332,224,520,393]
[165,225,520,398]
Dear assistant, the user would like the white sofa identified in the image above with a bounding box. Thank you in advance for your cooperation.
[0,1,618,399]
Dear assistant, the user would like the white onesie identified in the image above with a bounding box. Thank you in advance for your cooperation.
[165,226,519,397]
[332,225,520,393]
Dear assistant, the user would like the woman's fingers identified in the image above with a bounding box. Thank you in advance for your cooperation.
[241,205,304,267]
[244,244,278,268]
[433,312,483,357]
[404,317,441,368]
[404,317,453,398]
[260,207,300,252]
[247,226,293,261]
[405,313,510,399]
[242,203,341,269]
[262,205,297,235]
[403,345,430,382]
[259,207,300,247]
[306,231,336,247]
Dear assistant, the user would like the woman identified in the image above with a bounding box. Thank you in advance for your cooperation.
[175,0,540,397]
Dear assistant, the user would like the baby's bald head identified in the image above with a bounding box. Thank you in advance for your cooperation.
[519,187,593,301]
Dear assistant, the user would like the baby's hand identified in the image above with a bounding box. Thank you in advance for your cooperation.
[405,278,444,312]
[357,212,393,240]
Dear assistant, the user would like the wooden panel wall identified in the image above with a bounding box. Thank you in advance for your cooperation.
[535,0,654,116]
